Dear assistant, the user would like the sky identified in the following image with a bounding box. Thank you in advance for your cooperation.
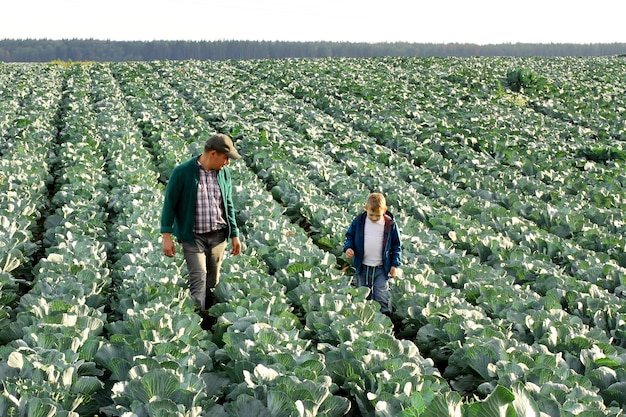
[2,0,625,45]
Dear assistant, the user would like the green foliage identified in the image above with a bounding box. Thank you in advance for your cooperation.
[577,146,626,163]
[3,56,626,417]
[506,67,548,93]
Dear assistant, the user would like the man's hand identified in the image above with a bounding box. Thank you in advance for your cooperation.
[231,236,242,255]
[162,233,175,257]
[345,248,354,259]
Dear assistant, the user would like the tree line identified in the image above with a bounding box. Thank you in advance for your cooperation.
[1,39,625,62]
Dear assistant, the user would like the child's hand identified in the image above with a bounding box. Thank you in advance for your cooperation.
[345,248,354,259]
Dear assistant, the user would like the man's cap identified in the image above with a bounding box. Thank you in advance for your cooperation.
[205,133,241,160]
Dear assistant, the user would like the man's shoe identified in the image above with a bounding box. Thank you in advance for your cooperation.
[200,314,217,330]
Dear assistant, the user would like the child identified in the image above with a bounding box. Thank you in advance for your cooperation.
[344,193,402,314]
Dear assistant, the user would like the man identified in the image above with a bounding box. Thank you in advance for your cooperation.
[161,133,242,316]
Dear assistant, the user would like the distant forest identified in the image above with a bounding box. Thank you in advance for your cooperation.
[1,39,625,62]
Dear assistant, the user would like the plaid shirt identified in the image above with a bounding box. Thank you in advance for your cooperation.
[194,161,226,233]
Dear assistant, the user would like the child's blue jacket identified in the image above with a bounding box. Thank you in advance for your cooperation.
[344,211,402,276]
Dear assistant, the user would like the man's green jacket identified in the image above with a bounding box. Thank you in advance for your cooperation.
[160,156,239,243]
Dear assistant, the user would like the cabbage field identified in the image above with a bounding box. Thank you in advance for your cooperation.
[1,56,626,417]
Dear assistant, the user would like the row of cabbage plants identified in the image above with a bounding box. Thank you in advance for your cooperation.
[2,62,216,417]
[109,61,362,415]
[389,57,626,272]
[1,64,110,416]
[0,64,62,345]
[2,57,626,416]
[118,60,544,414]
[80,63,216,417]
[515,57,626,143]
[252,57,620,250]
[246,56,626,286]
[149,58,626,414]
[134,59,537,417]
[108,61,459,416]
[255,56,626,334]
[235,56,626,325]
[244,57,626,410]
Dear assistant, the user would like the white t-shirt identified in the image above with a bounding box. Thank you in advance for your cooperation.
[363,216,384,266]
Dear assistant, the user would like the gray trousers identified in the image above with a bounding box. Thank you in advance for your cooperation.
[181,229,227,310]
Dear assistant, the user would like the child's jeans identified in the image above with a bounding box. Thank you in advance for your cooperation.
[356,265,390,314]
